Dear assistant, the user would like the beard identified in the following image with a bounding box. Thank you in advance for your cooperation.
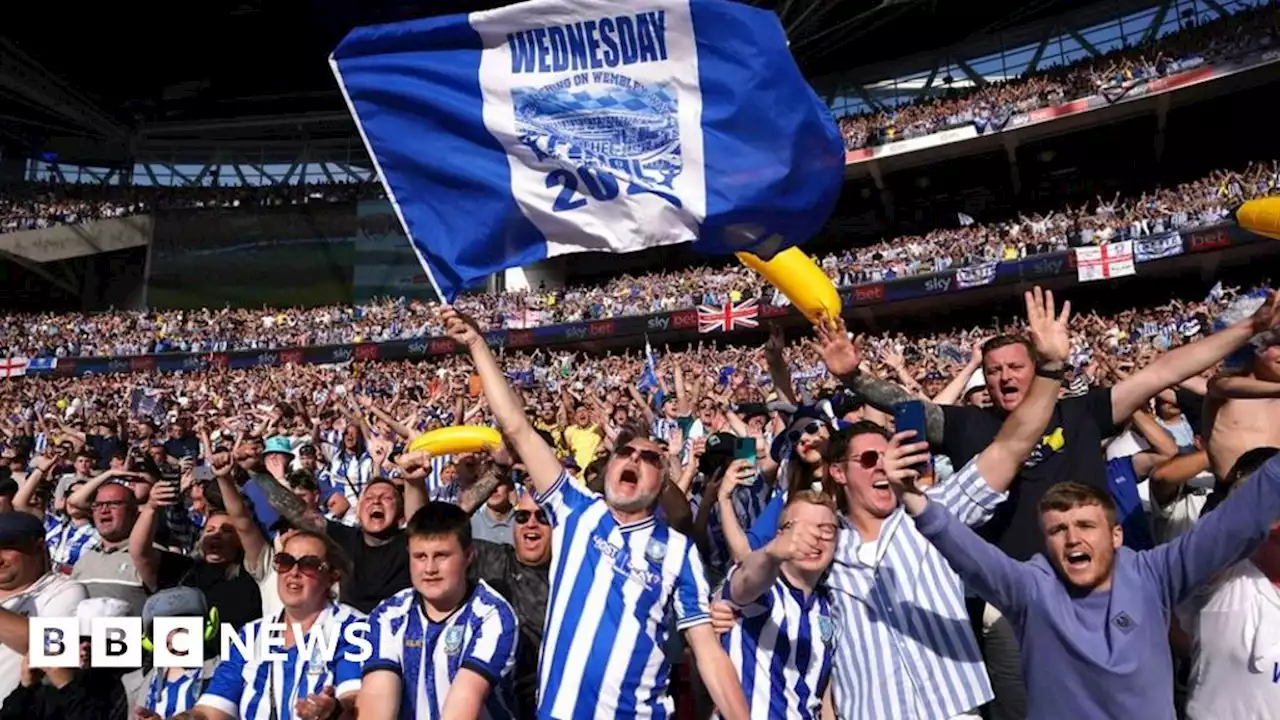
[604,483,660,514]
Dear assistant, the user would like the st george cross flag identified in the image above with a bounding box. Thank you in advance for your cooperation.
[331,0,845,301]
[1074,241,1135,282]
[0,357,28,379]
[698,298,759,333]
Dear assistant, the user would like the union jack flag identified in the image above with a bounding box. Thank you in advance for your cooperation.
[697,299,759,333]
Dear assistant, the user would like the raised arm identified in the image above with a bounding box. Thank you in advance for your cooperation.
[441,308,562,494]
[1140,450,1280,608]
[1206,373,1280,399]
[1111,291,1279,423]
[812,315,946,443]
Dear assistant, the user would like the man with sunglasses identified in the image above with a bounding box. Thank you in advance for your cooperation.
[463,490,553,719]
[442,307,751,720]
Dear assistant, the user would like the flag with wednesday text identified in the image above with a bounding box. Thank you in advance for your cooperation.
[331,0,845,300]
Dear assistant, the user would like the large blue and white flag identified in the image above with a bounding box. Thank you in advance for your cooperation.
[331,0,845,300]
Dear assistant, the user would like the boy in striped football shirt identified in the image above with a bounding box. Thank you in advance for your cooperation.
[721,489,838,719]
[359,501,519,719]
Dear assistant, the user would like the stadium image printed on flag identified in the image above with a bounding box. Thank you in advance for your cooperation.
[2,1,1280,720]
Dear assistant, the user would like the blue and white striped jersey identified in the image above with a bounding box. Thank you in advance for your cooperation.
[197,602,366,720]
[425,455,458,505]
[535,470,712,719]
[364,581,518,720]
[44,516,99,570]
[721,570,836,720]
[140,664,215,718]
[330,451,374,505]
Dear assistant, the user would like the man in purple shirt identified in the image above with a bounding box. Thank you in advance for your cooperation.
[886,419,1280,719]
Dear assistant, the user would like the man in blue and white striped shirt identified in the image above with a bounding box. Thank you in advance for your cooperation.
[721,489,838,719]
[442,307,751,720]
[360,501,519,719]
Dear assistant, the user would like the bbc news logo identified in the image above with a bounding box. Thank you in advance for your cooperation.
[29,617,375,668]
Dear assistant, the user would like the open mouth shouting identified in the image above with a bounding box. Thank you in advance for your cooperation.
[1064,550,1091,568]
[617,468,640,490]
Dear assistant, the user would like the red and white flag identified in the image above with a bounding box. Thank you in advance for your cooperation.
[1075,241,1135,282]
[697,299,759,333]
[0,357,29,379]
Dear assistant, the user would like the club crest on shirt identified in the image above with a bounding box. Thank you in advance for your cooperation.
[645,539,668,563]
[1024,426,1066,468]
[444,626,465,655]
[818,615,835,643]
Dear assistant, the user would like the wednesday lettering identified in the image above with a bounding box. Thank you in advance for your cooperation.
[508,12,669,74]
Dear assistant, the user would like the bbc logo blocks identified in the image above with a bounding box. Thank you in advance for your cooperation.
[28,616,205,669]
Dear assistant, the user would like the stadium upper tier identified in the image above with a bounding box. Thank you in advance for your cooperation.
[1,159,1273,360]
[834,2,1276,150]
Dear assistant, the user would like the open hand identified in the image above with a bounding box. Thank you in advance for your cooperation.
[1024,286,1071,364]
[811,314,860,378]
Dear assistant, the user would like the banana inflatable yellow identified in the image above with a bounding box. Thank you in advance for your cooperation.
[1237,196,1280,240]
[736,247,842,324]
[407,425,502,455]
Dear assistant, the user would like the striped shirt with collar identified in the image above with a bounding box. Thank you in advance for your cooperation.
[721,568,836,719]
[535,470,711,718]
[826,457,1004,720]
[198,602,365,720]
[365,581,518,719]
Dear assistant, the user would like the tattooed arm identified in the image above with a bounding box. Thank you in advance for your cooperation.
[812,317,946,444]
[457,464,510,516]
[248,474,326,533]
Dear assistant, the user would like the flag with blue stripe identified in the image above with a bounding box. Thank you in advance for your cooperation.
[330,0,844,301]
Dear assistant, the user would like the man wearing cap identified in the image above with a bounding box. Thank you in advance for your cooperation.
[0,511,89,701]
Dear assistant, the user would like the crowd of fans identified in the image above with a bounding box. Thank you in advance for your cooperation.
[0,180,381,234]
[837,3,1277,149]
[0,272,1278,718]
[2,158,1275,360]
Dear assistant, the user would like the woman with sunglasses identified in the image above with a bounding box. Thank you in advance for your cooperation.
[719,407,842,564]
[178,530,363,720]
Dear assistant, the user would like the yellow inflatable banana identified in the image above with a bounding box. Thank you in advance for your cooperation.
[1237,196,1280,240]
[736,247,842,324]
[407,425,502,455]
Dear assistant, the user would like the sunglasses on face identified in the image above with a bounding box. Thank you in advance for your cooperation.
[513,509,549,526]
[844,449,881,469]
[92,500,129,510]
[615,445,664,467]
[273,553,329,578]
[787,422,823,445]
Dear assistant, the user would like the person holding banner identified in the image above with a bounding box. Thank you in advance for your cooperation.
[441,306,750,719]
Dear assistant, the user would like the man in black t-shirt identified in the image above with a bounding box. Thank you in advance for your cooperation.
[938,342,1118,559]
[325,478,410,613]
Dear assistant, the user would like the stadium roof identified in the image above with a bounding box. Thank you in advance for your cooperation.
[0,0,1133,160]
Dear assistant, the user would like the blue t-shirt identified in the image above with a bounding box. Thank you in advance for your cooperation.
[1106,457,1155,551]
